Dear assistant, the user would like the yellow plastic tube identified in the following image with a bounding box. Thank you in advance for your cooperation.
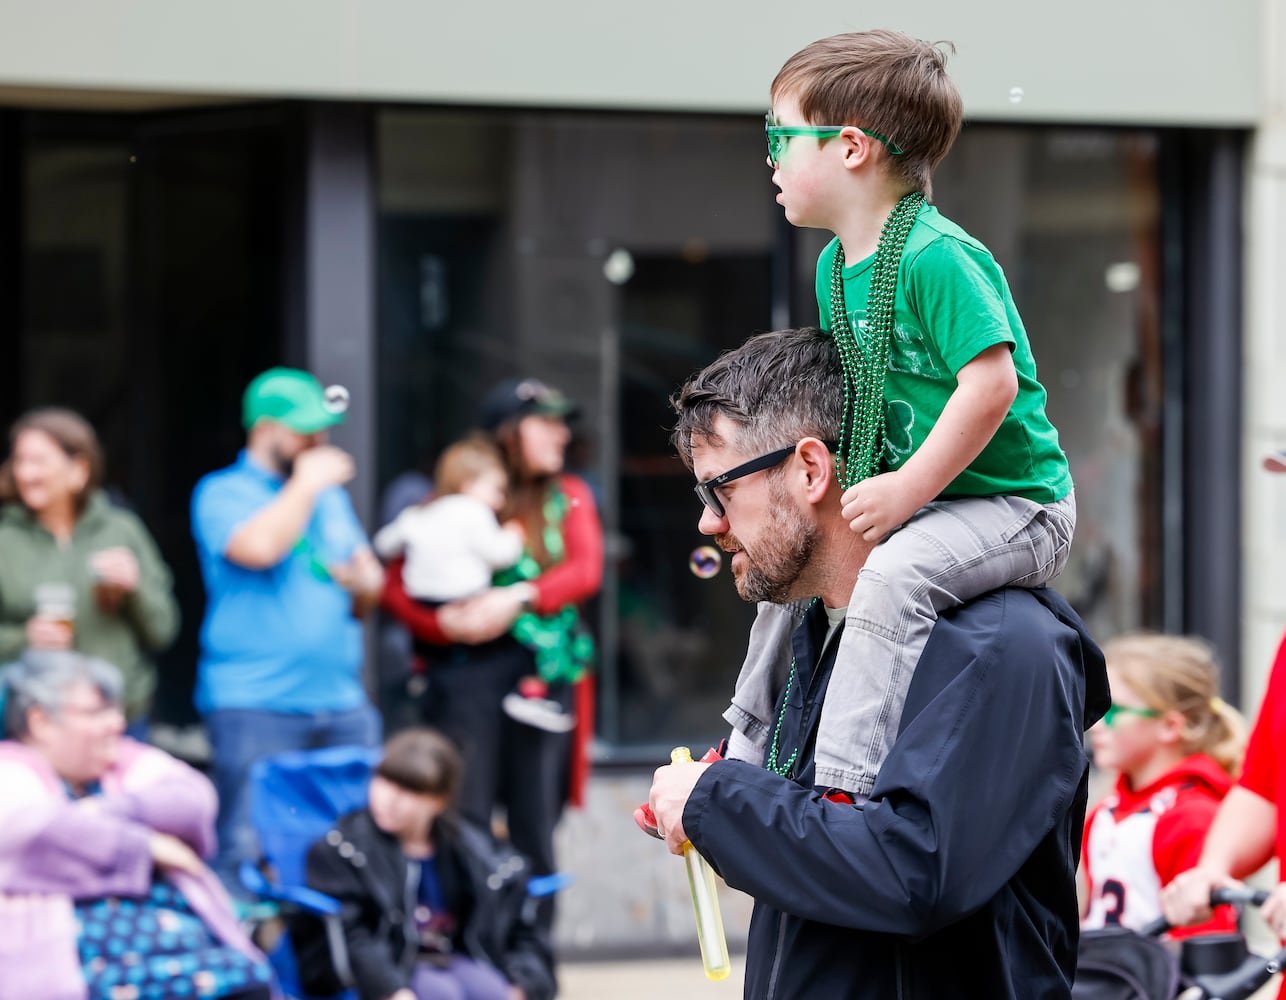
[671,746,732,981]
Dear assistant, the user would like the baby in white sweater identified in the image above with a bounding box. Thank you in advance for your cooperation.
[374,436,522,605]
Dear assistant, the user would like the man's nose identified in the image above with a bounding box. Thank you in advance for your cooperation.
[697,505,726,535]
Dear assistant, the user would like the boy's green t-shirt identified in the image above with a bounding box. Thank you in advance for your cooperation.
[815,203,1072,502]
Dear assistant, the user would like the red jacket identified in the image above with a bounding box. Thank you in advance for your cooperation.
[1082,753,1236,938]
[1238,631,1286,996]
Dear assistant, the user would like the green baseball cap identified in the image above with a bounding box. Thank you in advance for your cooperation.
[242,367,349,434]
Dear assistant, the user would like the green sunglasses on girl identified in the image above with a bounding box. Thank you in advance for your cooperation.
[1101,702,1162,728]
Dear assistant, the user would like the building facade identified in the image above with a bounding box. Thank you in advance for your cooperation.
[0,0,1276,953]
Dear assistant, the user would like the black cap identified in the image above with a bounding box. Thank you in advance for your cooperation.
[478,378,578,432]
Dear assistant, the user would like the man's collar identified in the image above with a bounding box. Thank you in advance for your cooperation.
[237,448,285,484]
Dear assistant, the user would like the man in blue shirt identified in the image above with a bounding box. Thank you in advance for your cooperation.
[192,367,385,892]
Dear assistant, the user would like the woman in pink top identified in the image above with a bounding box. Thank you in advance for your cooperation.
[0,651,272,1000]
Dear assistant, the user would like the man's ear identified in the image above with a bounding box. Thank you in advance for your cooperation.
[795,438,835,506]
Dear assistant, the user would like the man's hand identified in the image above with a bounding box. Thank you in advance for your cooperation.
[648,760,710,855]
[839,470,924,543]
[291,445,356,494]
[329,547,385,618]
[1161,866,1237,928]
[331,550,384,619]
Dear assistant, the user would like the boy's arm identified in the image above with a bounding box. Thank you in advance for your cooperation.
[841,344,1017,540]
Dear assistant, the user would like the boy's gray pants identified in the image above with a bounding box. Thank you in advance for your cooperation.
[723,492,1076,796]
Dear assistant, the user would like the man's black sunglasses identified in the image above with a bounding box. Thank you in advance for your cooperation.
[693,441,837,518]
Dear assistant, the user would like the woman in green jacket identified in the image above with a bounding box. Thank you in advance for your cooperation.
[0,408,179,732]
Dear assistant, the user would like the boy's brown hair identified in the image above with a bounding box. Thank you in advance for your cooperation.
[433,434,507,498]
[375,727,462,800]
[771,29,963,198]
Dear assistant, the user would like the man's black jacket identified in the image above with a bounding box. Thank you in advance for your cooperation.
[686,587,1108,999]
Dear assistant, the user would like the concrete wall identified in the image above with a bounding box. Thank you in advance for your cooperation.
[1243,0,1286,706]
[0,1,1260,124]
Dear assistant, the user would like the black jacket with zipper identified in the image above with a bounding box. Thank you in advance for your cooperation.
[293,808,556,1000]
[686,587,1108,999]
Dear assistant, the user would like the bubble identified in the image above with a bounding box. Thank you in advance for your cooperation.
[688,546,723,579]
[1008,86,1024,104]
[602,248,635,285]
[323,384,350,414]
[1104,261,1140,293]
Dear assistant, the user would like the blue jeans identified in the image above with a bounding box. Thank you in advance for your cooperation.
[206,703,381,895]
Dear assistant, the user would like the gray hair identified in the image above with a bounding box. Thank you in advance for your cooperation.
[2,650,123,740]
[670,328,844,469]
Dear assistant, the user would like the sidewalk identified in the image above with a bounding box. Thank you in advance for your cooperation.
[558,957,745,999]
[555,954,1279,999]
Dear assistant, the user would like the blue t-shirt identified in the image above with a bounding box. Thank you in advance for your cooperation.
[190,451,369,714]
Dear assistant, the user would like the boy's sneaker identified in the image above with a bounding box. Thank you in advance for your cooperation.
[502,690,576,733]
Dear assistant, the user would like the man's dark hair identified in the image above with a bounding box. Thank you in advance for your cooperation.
[670,328,844,469]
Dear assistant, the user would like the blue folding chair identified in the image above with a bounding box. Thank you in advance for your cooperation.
[239,744,382,1000]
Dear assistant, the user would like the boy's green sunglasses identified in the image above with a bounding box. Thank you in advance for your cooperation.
[764,114,904,166]
[1102,702,1162,727]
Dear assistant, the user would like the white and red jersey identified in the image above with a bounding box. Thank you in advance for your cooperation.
[1082,753,1236,938]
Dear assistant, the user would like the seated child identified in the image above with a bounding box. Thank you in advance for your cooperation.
[726,30,1075,798]
[294,727,556,1000]
[1081,633,1247,937]
[374,437,573,733]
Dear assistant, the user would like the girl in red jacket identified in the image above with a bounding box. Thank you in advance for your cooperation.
[1081,633,1247,937]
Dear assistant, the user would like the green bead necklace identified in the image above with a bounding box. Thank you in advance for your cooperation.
[765,657,799,777]
[765,598,819,778]
[766,197,924,779]
[829,191,925,489]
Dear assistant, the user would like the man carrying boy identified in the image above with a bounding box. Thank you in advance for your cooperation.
[645,327,1105,998]
[728,30,1077,799]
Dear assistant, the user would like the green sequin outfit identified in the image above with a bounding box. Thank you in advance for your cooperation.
[493,482,594,685]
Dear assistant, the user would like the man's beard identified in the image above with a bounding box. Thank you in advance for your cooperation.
[719,484,817,604]
[269,441,297,478]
